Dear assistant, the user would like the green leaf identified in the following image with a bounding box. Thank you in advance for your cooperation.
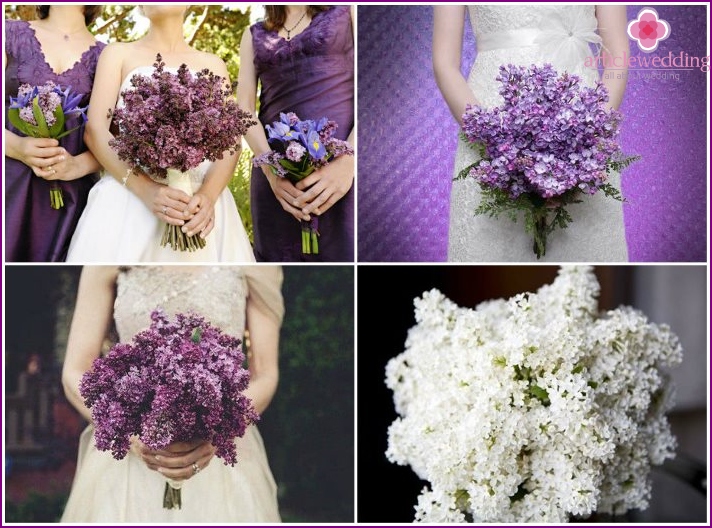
[493,356,507,367]
[191,327,202,343]
[48,106,66,138]
[529,385,550,406]
[54,124,80,140]
[32,96,50,137]
[7,108,39,137]
[278,159,315,181]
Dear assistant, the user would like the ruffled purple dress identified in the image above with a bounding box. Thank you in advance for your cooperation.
[4,20,104,262]
[250,6,354,262]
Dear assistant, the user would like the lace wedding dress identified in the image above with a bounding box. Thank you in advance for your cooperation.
[449,5,628,262]
[66,66,255,263]
[61,266,282,523]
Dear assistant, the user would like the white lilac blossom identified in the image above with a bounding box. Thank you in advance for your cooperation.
[385,266,682,523]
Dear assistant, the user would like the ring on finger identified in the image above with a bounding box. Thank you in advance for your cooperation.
[162,206,168,215]
[192,462,200,475]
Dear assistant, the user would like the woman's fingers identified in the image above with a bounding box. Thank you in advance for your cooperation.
[268,175,310,221]
[139,440,216,480]
[182,194,215,237]
[27,150,67,170]
[152,186,192,225]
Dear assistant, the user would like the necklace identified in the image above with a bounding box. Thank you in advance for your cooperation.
[283,10,307,41]
[57,26,86,41]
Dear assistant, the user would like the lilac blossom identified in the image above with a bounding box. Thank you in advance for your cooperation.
[109,55,257,179]
[459,64,637,258]
[461,64,625,200]
[285,141,306,162]
[80,309,259,465]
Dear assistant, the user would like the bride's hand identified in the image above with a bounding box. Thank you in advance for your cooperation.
[264,169,311,222]
[140,181,192,227]
[134,438,216,481]
[181,192,216,239]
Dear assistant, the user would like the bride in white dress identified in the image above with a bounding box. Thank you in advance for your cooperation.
[66,5,254,263]
[434,5,630,262]
[61,265,282,522]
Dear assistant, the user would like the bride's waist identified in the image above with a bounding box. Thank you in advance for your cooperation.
[476,28,543,53]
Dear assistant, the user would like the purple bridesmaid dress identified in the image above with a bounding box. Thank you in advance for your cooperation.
[4,20,105,262]
[250,6,354,262]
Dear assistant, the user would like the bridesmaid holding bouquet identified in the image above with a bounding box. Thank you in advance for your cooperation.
[238,5,355,262]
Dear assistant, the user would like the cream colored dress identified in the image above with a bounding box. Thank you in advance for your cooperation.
[448,5,628,262]
[61,266,283,523]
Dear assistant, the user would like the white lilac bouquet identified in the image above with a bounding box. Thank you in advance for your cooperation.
[8,81,88,209]
[109,54,256,251]
[253,112,354,255]
[459,64,639,258]
[386,266,682,523]
[80,309,259,509]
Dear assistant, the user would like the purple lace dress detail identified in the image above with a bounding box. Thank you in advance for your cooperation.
[4,20,105,262]
[250,6,354,262]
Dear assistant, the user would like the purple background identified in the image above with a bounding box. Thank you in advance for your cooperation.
[357,5,708,262]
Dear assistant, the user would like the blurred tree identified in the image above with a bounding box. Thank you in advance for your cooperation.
[4,4,257,242]
[260,267,355,522]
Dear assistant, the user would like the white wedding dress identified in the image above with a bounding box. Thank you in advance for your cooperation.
[449,5,629,262]
[61,266,283,523]
[66,66,255,263]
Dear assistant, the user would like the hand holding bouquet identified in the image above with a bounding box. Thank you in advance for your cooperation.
[80,309,259,509]
[8,81,88,209]
[109,54,256,251]
[459,64,639,258]
[253,112,354,255]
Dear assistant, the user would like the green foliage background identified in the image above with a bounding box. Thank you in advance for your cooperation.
[4,4,257,241]
[261,266,355,521]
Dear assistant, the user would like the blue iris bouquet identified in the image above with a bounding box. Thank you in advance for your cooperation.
[9,81,87,209]
[253,112,353,255]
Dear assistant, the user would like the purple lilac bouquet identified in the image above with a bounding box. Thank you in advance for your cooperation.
[253,112,354,255]
[8,81,88,209]
[80,309,258,509]
[109,54,256,251]
[459,64,638,258]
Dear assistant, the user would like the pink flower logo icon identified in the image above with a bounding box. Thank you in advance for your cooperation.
[627,8,671,53]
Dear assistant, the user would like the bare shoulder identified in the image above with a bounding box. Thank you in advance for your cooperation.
[80,265,120,287]
[192,49,229,77]
[97,41,133,64]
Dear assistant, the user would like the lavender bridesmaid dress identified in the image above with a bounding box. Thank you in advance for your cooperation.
[4,20,104,262]
[250,6,354,262]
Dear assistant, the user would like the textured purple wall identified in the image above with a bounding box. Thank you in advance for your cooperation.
[357,5,708,262]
